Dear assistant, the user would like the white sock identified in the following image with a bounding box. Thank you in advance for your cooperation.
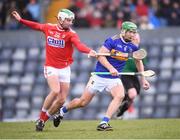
[60,108,65,116]
[46,112,52,118]
[42,108,47,112]
[100,121,107,124]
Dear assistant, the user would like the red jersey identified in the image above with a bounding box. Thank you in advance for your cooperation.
[20,19,91,68]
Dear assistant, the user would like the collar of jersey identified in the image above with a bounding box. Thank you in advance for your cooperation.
[56,25,66,31]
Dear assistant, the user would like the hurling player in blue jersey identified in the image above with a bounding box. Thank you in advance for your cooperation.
[53,21,150,131]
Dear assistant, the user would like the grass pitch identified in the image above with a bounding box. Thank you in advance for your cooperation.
[0,119,180,139]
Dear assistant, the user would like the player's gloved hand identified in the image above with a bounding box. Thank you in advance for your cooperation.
[88,50,97,58]
[141,77,150,90]
[109,67,118,76]
[11,11,22,21]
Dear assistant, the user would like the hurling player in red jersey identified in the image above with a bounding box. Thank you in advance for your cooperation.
[11,9,96,131]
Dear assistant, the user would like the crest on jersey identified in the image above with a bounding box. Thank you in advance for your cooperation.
[124,46,128,52]
[54,32,60,38]
[61,34,66,38]
[47,36,65,48]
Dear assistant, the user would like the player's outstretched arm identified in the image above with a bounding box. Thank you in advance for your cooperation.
[71,34,97,57]
[11,10,44,31]
[88,50,97,58]
[11,11,22,21]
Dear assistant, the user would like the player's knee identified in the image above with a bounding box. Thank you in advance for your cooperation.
[52,89,60,95]
[115,93,125,102]
[120,92,125,99]
[128,88,137,100]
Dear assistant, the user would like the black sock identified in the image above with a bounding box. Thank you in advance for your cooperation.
[117,95,133,117]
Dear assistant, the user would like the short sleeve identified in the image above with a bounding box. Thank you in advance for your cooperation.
[129,43,139,52]
[103,38,114,51]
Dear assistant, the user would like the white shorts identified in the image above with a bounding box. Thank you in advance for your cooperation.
[44,66,71,83]
[86,75,122,94]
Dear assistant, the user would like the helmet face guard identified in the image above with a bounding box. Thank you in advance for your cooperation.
[121,21,137,33]
[57,9,75,21]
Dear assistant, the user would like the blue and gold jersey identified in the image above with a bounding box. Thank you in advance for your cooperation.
[95,34,139,79]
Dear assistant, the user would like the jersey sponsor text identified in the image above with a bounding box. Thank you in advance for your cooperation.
[47,36,65,48]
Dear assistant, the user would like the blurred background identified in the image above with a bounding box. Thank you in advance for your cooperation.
[0,0,180,122]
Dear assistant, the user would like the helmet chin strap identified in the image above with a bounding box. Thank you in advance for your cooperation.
[124,38,131,42]
[121,30,132,42]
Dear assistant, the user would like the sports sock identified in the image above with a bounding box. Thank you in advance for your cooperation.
[117,96,133,117]
[39,109,46,121]
[60,106,68,116]
[42,108,47,112]
[100,116,110,124]
[43,112,51,122]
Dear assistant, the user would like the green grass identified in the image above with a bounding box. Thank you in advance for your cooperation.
[0,119,180,139]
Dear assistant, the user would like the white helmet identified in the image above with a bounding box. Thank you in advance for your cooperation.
[57,9,75,21]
